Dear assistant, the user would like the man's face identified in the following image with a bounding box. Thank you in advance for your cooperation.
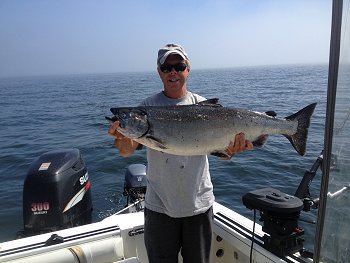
[158,54,190,98]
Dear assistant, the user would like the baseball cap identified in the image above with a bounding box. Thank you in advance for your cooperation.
[157,44,189,65]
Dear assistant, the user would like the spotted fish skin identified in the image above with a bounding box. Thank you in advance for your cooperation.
[110,99,316,157]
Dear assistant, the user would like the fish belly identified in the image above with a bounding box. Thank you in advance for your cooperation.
[140,112,297,155]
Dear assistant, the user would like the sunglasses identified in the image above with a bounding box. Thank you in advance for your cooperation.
[159,63,187,73]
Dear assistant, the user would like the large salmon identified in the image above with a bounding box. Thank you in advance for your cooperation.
[108,99,316,157]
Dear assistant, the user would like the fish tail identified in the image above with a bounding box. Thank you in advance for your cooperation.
[283,103,317,156]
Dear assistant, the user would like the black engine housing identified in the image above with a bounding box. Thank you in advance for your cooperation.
[18,149,92,237]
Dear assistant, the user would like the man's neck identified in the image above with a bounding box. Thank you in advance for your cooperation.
[163,88,187,99]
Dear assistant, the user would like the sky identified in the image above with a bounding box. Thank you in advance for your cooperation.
[0,0,332,77]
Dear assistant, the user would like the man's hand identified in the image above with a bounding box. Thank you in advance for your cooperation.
[223,133,253,160]
[108,120,139,157]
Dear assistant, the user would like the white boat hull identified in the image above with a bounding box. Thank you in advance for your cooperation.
[0,202,312,263]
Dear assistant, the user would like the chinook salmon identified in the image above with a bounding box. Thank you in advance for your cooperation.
[108,99,316,157]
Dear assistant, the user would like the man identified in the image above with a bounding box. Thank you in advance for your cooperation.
[108,44,253,263]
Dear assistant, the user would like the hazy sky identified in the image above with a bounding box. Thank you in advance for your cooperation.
[0,1,332,77]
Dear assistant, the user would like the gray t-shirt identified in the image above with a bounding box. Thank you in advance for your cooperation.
[140,91,214,218]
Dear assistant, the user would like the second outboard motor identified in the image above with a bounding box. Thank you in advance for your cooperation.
[123,164,147,212]
[18,149,92,238]
[243,188,304,257]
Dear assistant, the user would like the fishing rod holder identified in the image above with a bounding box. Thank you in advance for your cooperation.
[294,151,324,203]
[243,188,304,257]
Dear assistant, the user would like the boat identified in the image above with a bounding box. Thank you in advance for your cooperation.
[1,0,349,262]
[0,147,320,263]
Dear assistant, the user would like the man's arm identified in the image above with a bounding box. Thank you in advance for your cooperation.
[108,121,140,157]
[222,133,254,160]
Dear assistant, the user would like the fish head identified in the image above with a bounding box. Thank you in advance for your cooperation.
[110,107,149,139]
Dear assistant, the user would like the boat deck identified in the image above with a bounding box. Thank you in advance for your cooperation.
[0,202,312,263]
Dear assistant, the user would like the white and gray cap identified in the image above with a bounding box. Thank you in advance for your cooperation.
[157,44,189,65]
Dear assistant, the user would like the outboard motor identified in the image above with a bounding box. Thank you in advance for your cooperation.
[123,164,147,212]
[17,149,92,238]
[243,188,304,257]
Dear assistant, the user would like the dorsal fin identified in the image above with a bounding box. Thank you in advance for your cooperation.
[197,98,222,107]
[265,111,277,117]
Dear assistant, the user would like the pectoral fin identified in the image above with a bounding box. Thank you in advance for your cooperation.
[145,135,168,150]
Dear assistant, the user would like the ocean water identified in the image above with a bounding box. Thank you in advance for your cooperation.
[0,64,327,250]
